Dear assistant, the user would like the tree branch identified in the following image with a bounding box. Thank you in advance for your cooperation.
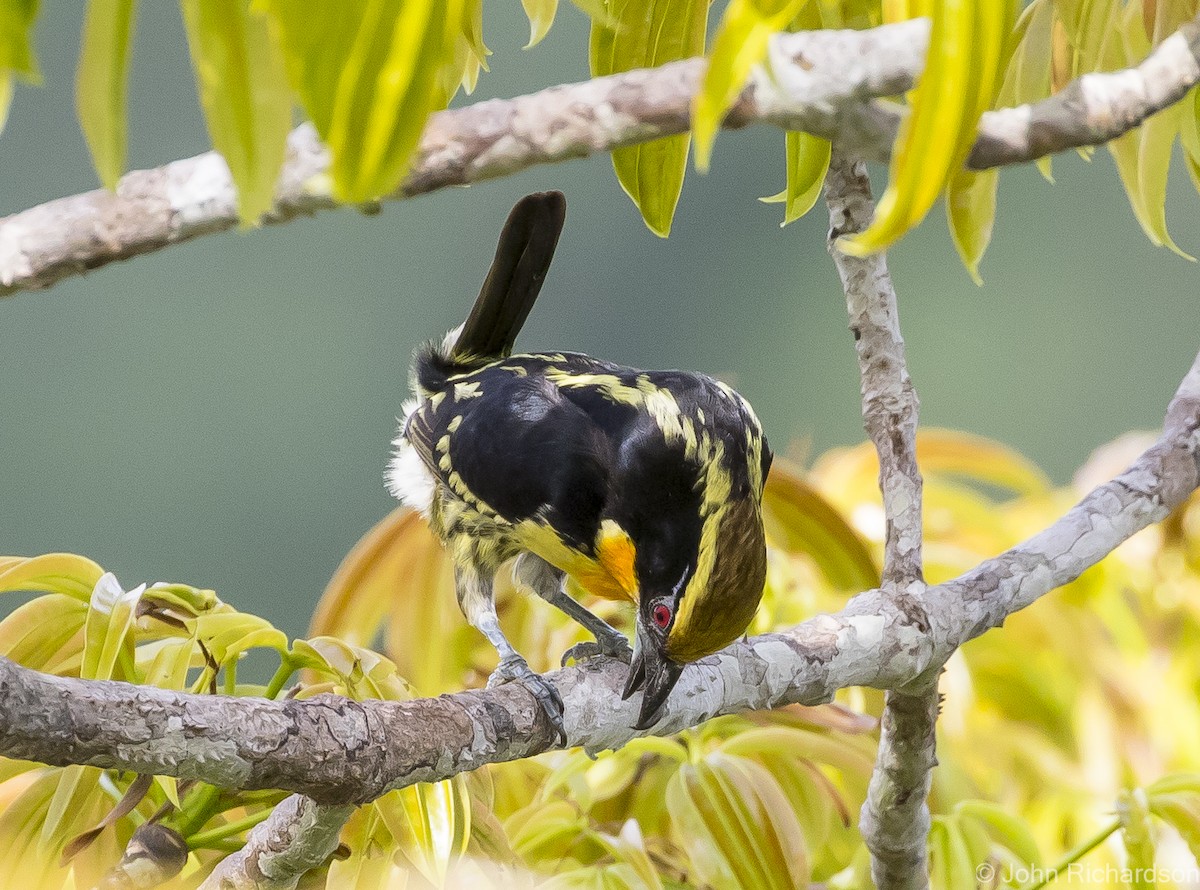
[0,21,928,298]
[825,153,933,890]
[5,13,1200,297]
[199,795,353,890]
[0,347,1196,813]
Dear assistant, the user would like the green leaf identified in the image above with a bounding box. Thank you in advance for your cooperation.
[761,132,831,226]
[180,0,291,223]
[265,0,465,203]
[1120,789,1157,890]
[954,799,1042,866]
[946,167,999,285]
[522,0,559,47]
[76,0,138,189]
[0,0,40,79]
[590,0,708,237]
[1148,774,1200,865]
[929,816,977,890]
[81,572,144,681]
[693,0,805,172]
[192,611,289,666]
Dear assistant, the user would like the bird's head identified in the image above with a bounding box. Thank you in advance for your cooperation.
[617,486,768,731]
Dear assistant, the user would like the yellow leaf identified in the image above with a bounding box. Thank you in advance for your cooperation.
[180,0,292,223]
[954,799,1042,866]
[283,0,466,203]
[0,553,105,601]
[760,461,880,591]
[928,816,976,890]
[522,0,559,47]
[692,0,807,172]
[81,572,144,681]
[946,166,998,285]
[311,507,460,695]
[845,0,1015,256]
[0,595,87,672]
[76,0,138,190]
[327,805,397,889]
[591,0,709,236]
[0,0,40,83]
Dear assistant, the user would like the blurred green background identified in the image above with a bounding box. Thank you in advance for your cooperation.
[2,3,1198,639]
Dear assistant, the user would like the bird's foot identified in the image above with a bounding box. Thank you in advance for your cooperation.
[561,629,633,667]
[488,655,567,745]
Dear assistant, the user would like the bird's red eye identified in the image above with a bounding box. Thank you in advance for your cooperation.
[652,604,671,629]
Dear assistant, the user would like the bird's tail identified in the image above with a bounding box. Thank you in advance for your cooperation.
[414,191,566,393]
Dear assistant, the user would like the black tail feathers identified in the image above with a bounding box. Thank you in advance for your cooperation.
[416,192,566,393]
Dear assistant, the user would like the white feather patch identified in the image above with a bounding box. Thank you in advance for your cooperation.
[386,398,437,517]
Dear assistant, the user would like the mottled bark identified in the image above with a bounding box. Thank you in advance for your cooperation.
[199,796,353,890]
[826,154,935,890]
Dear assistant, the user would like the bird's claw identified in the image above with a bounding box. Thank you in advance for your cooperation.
[488,655,567,746]
[561,632,634,667]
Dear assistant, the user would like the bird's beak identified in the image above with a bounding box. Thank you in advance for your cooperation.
[621,623,684,730]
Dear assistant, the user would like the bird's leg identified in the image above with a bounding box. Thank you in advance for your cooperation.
[456,565,566,744]
[512,555,633,666]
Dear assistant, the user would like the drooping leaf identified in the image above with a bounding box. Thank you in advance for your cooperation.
[591,0,708,236]
[946,167,999,285]
[180,0,292,223]
[760,462,880,591]
[311,506,461,694]
[1148,774,1200,864]
[760,131,832,226]
[0,0,40,132]
[954,799,1042,866]
[522,0,559,47]
[327,804,397,889]
[76,0,138,189]
[928,816,977,890]
[190,610,288,668]
[844,0,1016,256]
[0,594,87,672]
[0,553,105,601]
[263,0,466,203]
[693,0,807,172]
[81,572,145,681]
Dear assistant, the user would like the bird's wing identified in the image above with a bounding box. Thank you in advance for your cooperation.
[407,363,614,552]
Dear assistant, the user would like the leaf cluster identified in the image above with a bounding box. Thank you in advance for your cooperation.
[5,1,1200,281]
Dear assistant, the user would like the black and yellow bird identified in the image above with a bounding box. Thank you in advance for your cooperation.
[387,192,771,737]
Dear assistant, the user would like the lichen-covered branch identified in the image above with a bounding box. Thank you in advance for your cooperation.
[199,796,353,890]
[967,15,1200,169]
[0,20,929,298]
[0,347,1197,818]
[825,153,934,890]
[6,12,1200,298]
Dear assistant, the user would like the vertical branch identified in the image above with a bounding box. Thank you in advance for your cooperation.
[825,153,937,890]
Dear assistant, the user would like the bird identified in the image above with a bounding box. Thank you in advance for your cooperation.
[387,191,771,739]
